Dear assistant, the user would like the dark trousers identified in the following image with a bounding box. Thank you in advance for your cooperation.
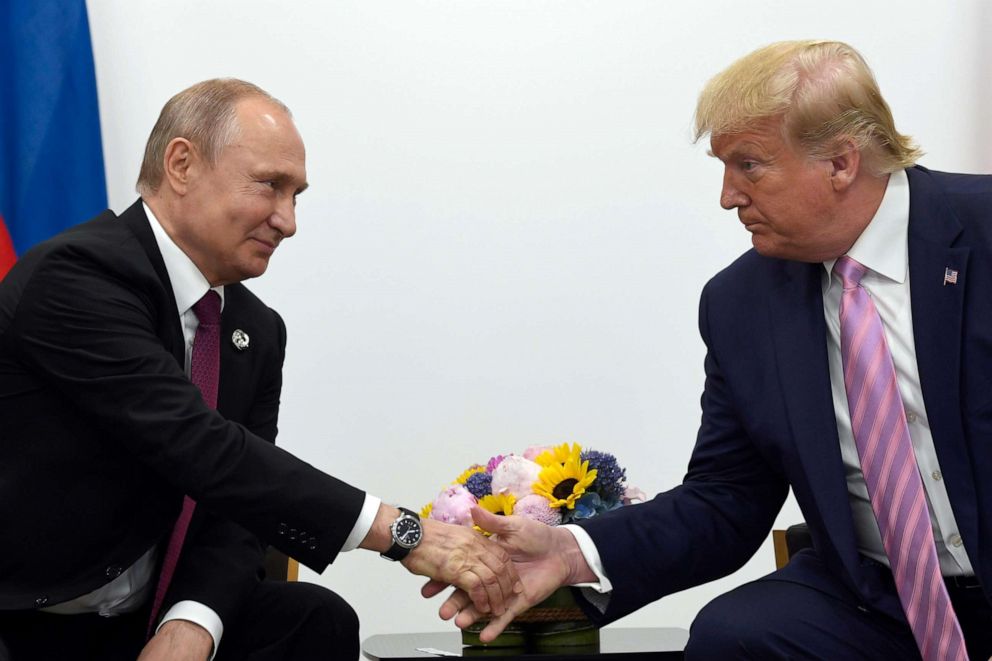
[685,550,991,660]
[0,580,358,661]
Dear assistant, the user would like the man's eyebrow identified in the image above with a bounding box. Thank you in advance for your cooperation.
[710,143,766,162]
[255,170,309,194]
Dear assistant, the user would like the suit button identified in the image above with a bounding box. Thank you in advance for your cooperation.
[277,523,288,536]
[288,528,297,541]
[308,537,318,551]
[105,565,123,578]
[35,596,49,607]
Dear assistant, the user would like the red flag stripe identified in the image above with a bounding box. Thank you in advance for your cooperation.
[0,215,17,281]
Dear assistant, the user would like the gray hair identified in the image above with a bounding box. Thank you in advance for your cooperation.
[136,78,290,196]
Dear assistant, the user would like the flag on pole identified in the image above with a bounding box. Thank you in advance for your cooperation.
[0,0,107,280]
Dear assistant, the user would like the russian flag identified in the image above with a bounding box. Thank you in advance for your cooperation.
[0,0,107,280]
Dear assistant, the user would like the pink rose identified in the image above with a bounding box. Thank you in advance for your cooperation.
[430,484,478,527]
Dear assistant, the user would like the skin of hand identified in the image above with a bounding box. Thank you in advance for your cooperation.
[137,619,213,661]
[361,503,522,617]
[421,507,597,643]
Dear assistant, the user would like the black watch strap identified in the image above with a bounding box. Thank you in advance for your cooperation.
[381,507,422,562]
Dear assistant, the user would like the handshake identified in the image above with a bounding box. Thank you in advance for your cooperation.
[370,502,594,643]
[367,443,640,642]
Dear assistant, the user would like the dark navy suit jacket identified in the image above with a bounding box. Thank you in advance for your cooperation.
[578,166,992,624]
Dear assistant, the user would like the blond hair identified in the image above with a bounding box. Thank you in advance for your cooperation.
[694,40,922,175]
[136,78,289,196]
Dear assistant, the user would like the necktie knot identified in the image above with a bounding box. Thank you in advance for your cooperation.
[834,255,868,290]
[192,290,221,327]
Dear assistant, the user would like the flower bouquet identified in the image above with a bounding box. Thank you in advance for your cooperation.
[424,442,644,649]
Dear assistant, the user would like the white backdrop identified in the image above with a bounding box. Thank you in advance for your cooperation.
[85,1,990,655]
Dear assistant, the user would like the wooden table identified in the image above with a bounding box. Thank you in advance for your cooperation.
[362,627,688,660]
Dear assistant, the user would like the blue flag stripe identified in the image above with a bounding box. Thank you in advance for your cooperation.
[0,0,108,256]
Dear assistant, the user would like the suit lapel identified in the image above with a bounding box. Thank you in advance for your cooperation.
[768,260,863,570]
[905,167,978,556]
[218,285,252,417]
[120,199,185,367]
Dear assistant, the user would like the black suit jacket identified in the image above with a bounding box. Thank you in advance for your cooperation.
[578,166,992,623]
[0,201,366,621]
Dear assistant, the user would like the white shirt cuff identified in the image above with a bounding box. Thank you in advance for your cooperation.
[340,493,381,552]
[158,601,223,661]
[560,524,613,593]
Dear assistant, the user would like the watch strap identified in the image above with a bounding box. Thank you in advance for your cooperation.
[381,507,421,562]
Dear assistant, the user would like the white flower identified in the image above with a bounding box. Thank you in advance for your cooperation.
[490,455,542,500]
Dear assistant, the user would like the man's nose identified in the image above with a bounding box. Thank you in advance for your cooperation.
[270,198,297,239]
[720,172,748,210]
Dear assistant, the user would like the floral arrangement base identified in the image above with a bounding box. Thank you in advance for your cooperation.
[461,587,600,649]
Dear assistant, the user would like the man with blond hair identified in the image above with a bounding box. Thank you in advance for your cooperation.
[442,41,992,659]
[0,79,521,660]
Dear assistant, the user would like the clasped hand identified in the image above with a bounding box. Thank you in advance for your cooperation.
[421,507,581,644]
[401,512,524,620]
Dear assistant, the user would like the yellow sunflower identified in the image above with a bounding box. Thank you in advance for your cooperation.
[533,449,597,510]
[454,464,486,485]
[473,493,516,536]
[534,442,583,467]
[420,502,434,519]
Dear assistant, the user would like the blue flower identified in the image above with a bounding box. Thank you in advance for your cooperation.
[580,450,626,501]
[562,491,623,523]
[464,471,493,500]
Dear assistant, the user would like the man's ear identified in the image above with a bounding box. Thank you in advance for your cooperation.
[827,139,861,192]
[162,137,197,195]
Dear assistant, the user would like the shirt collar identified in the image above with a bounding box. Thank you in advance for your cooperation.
[823,168,909,288]
[143,201,225,317]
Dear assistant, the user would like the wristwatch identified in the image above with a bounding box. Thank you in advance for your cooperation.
[381,507,423,561]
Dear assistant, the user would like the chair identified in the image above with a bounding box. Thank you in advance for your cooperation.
[772,523,812,569]
[262,546,299,581]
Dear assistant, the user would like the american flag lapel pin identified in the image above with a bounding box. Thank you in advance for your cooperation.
[943,267,959,286]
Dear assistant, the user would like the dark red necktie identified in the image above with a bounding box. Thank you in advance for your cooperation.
[147,290,221,635]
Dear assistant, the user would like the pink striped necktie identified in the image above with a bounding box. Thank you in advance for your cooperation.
[835,256,966,660]
[147,290,222,635]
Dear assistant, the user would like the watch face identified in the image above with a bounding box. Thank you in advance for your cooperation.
[394,516,423,548]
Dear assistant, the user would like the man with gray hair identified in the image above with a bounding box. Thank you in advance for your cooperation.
[442,41,992,660]
[0,79,520,660]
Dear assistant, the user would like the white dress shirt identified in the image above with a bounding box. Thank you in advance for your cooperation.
[43,203,380,657]
[821,169,972,576]
[572,168,973,598]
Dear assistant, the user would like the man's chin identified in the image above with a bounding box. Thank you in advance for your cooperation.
[751,236,777,256]
[751,239,824,263]
[751,237,792,261]
[237,258,271,282]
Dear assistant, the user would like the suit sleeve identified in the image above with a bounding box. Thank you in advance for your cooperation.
[11,241,365,573]
[576,280,789,623]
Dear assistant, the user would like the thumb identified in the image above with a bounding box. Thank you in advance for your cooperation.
[471,506,514,536]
